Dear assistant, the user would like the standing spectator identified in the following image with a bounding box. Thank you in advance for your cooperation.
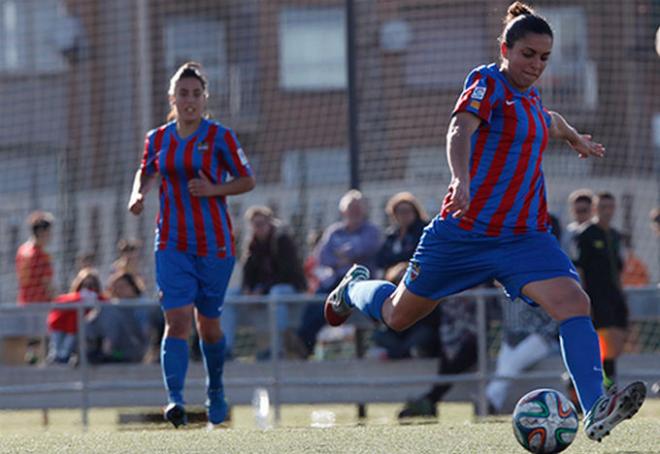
[128,61,255,428]
[562,189,594,260]
[576,192,628,389]
[296,190,381,356]
[377,192,428,271]
[47,268,103,365]
[16,211,55,305]
[222,206,307,359]
[15,211,55,364]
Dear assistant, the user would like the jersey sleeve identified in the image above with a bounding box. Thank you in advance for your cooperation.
[139,132,158,176]
[452,69,501,124]
[217,128,253,178]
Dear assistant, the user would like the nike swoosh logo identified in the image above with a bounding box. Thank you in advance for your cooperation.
[505,100,516,106]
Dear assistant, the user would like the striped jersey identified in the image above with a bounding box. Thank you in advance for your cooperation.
[446,63,552,237]
[140,118,253,257]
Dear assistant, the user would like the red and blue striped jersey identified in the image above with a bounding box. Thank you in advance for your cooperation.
[140,118,253,257]
[447,63,552,237]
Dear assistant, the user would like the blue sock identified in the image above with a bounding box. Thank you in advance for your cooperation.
[345,280,396,322]
[559,316,604,413]
[161,337,189,405]
[200,337,226,397]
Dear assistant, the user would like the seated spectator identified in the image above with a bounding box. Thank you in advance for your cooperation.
[377,192,428,271]
[296,190,382,356]
[46,268,103,365]
[369,262,439,360]
[85,271,148,364]
[223,206,308,359]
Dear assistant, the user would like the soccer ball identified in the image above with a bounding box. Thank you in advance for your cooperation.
[512,388,579,454]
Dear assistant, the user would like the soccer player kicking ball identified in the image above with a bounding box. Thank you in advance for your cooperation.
[324,1,645,443]
[129,62,255,428]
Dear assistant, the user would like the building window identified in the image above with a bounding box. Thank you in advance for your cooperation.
[165,17,227,97]
[279,8,346,91]
[0,0,68,73]
[537,7,597,109]
[405,15,487,89]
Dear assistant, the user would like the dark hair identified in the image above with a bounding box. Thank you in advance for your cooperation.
[500,2,553,49]
[108,271,144,297]
[167,61,208,121]
[70,267,102,293]
[596,191,615,202]
[27,211,54,236]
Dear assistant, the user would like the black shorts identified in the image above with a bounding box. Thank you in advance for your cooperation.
[590,294,629,330]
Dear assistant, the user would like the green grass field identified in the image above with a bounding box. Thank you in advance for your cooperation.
[1,400,658,453]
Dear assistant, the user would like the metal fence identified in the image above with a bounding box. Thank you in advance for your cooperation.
[0,286,658,430]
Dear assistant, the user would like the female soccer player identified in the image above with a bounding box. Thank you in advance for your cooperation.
[128,61,255,428]
[324,2,645,442]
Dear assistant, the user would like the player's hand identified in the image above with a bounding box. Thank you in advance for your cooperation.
[442,178,470,218]
[568,134,605,159]
[128,193,144,215]
[188,171,216,197]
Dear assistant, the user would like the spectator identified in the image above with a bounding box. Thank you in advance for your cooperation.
[562,189,594,260]
[576,192,628,389]
[46,268,103,365]
[621,234,650,288]
[85,271,147,364]
[222,206,307,359]
[485,298,559,414]
[296,190,382,356]
[16,211,55,305]
[377,192,428,271]
[15,210,55,364]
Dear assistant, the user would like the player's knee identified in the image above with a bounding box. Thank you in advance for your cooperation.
[548,287,590,321]
[165,316,192,338]
[383,312,413,332]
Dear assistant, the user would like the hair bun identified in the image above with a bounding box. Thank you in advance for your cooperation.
[505,1,534,23]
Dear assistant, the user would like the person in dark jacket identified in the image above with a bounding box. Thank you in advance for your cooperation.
[377,192,429,271]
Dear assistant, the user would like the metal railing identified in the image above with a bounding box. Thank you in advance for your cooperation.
[0,286,658,429]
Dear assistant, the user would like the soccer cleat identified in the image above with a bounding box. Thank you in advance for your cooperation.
[164,402,187,428]
[206,392,229,425]
[398,395,437,419]
[323,264,370,327]
[584,381,646,442]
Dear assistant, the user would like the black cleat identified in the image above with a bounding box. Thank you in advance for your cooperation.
[164,403,187,428]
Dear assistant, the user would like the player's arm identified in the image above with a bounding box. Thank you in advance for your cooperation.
[548,111,605,159]
[128,170,157,215]
[188,172,255,198]
[443,112,481,218]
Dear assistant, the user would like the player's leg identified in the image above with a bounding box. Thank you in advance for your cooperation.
[523,277,645,441]
[324,265,439,331]
[195,256,235,426]
[156,249,198,427]
[161,305,193,427]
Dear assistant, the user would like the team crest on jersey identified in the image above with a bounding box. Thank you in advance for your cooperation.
[472,86,486,100]
[407,262,421,282]
[197,141,210,152]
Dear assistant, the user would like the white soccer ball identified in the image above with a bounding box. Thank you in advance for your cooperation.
[512,388,579,454]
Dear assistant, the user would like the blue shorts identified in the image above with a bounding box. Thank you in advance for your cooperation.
[403,218,579,305]
[155,249,235,318]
